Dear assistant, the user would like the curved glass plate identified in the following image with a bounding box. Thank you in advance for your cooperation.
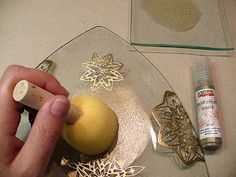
[35,26,209,177]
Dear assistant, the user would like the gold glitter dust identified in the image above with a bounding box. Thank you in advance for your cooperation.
[144,0,201,32]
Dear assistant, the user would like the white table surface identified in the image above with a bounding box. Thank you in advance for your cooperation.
[1,0,236,177]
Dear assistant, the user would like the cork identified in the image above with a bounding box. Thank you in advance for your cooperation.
[13,80,80,124]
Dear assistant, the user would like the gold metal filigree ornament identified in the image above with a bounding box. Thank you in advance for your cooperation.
[36,60,53,72]
[80,53,124,91]
[152,91,205,166]
[61,155,145,177]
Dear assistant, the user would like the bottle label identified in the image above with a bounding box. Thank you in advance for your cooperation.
[195,88,221,140]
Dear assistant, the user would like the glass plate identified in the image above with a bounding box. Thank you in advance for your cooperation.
[28,27,209,176]
[130,0,234,56]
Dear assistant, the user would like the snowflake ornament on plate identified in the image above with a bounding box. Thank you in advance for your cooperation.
[61,155,145,177]
[80,53,124,91]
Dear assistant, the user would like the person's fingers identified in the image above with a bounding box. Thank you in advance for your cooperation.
[0,65,69,136]
[11,95,70,177]
[0,135,24,169]
[0,65,69,96]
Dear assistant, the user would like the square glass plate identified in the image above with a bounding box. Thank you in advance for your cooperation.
[18,26,209,177]
[130,0,234,56]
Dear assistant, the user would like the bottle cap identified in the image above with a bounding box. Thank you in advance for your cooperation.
[192,58,213,88]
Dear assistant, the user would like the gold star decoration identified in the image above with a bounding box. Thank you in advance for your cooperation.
[152,91,205,166]
[61,155,145,177]
[36,60,53,72]
[80,53,124,91]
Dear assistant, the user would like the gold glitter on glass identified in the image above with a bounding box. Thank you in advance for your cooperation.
[80,53,124,91]
[61,155,145,177]
[152,91,205,166]
[144,0,201,32]
[36,60,53,72]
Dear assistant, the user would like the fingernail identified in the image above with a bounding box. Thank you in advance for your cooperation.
[50,97,69,118]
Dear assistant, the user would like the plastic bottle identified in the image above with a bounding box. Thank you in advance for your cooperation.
[192,58,222,150]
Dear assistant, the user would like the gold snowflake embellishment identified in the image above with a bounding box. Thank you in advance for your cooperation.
[80,53,124,91]
[61,155,145,177]
[36,60,53,72]
[152,91,205,166]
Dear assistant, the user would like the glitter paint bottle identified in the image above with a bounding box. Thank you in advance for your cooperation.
[193,58,222,150]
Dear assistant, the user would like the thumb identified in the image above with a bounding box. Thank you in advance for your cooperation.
[12,95,70,176]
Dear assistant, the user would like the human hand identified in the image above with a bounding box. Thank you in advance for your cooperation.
[0,65,70,177]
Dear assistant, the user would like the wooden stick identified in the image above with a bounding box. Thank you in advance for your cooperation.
[13,80,80,125]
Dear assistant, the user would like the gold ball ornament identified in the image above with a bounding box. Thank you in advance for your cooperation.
[63,95,118,155]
